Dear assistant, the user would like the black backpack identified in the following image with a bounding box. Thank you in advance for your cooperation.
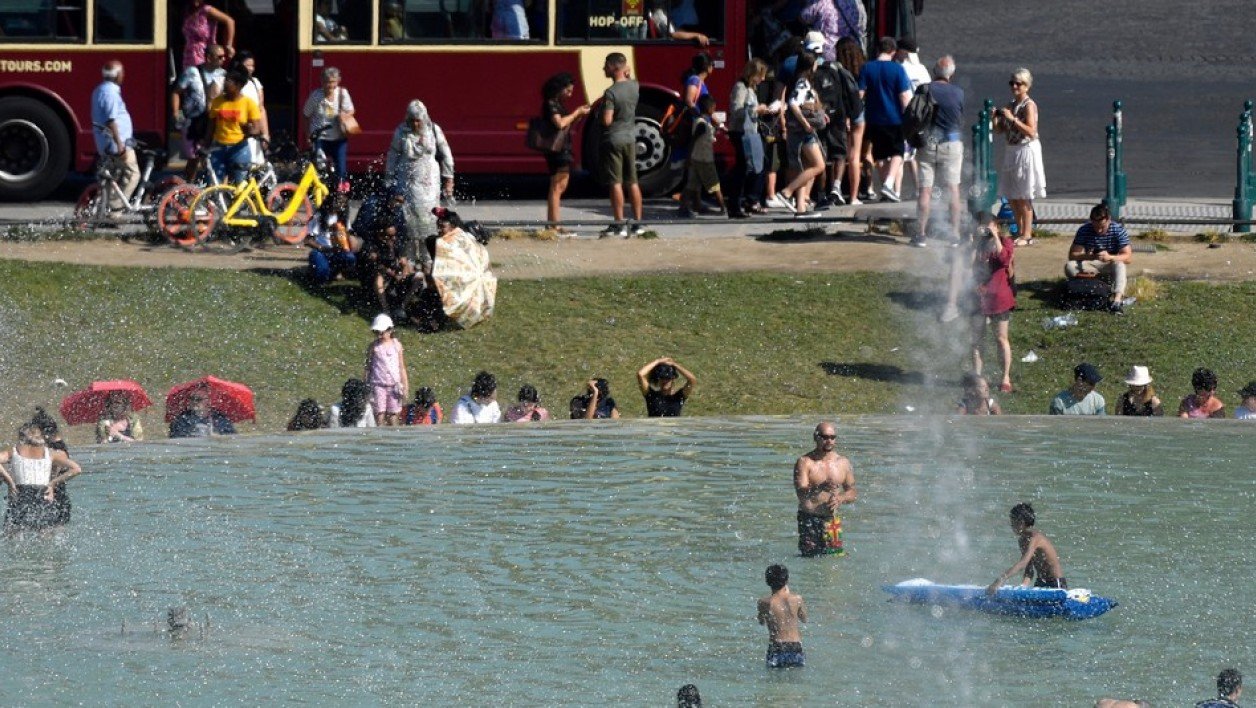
[901,84,937,148]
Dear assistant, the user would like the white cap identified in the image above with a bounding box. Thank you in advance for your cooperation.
[370,313,394,332]
[1123,365,1152,386]
[803,31,826,53]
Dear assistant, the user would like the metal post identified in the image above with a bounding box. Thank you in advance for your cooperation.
[1112,100,1127,208]
[1246,100,1256,197]
[968,100,997,216]
[984,99,998,210]
[1234,107,1253,233]
[1104,125,1121,219]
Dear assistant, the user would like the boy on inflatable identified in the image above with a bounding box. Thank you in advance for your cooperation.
[986,502,1067,596]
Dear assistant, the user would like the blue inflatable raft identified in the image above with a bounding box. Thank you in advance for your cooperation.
[883,578,1118,620]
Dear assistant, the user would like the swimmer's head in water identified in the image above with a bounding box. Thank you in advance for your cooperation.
[414,387,437,408]
[470,371,497,399]
[1218,668,1242,697]
[677,684,702,707]
[765,564,789,591]
[167,606,190,631]
[649,363,678,390]
[813,422,837,447]
[1009,502,1035,529]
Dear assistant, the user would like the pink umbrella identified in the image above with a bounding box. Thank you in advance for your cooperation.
[165,376,256,423]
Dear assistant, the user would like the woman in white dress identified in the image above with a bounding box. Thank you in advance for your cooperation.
[994,67,1046,246]
[385,100,454,242]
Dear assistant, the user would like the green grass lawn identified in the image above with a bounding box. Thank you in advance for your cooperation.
[1,259,1252,442]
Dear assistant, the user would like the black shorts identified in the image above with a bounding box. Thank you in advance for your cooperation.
[867,123,905,160]
[545,148,573,175]
[824,119,849,160]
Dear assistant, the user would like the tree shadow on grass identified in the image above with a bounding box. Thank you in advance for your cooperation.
[886,289,944,312]
[755,227,901,245]
[252,266,378,322]
[819,361,927,385]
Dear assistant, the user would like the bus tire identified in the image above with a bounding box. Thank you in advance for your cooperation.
[583,97,681,198]
[0,96,72,202]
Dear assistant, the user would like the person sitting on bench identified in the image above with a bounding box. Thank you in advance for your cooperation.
[1065,202,1132,314]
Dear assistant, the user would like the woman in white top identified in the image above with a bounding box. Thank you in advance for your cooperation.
[1,423,82,531]
[994,67,1046,246]
[230,50,269,166]
[452,371,502,424]
[302,66,355,182]
[326,378,377,428]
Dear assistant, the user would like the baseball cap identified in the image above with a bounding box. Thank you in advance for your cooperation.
[370,313,394,332]
[1074,362,1103,385]
[803,31,825,53]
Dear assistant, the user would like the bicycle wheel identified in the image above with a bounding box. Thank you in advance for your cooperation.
[185,184,243,245]
[72,183,103,229]
[156,183,204,247]
[265,182,314,244]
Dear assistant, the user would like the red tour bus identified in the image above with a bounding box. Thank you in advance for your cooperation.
[0,0,890,201]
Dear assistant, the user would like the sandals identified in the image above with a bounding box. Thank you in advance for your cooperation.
[1014,236,1035,247]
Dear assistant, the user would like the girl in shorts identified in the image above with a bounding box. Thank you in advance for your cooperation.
[364,313,408,425]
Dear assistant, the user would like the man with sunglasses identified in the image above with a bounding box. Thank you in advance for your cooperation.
[793,422,857,557]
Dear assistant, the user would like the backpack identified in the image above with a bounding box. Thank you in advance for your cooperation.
[901,84,937,148]
[813,63,862,123]
[837,65,863,122]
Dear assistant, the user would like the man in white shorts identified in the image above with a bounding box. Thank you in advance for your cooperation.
[913,55,965,247]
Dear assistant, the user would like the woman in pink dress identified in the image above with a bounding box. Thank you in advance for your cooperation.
[182,0,235,71]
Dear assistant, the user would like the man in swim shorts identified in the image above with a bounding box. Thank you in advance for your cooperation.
[793,422,857,557]
[757,564,806,668]
[987,502,1067,596]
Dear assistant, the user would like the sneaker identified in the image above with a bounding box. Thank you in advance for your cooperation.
[629,223,648,238]
[1108,301,1125,315]
[848,198,864,206]
[678,206,696,218]
[939,304,961,323]
[766,193,796,212]
[910,236,928,248]
[828,190,847,206]
[880,185,901,203]
[600,224,628,239]
[859,188,877,201]
[794,211,822,219]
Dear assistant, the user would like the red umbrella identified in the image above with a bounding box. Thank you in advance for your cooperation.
[59,380,153,425]
[165,376,256,423]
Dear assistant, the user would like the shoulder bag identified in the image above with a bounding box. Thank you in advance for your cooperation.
[337,89,362,137]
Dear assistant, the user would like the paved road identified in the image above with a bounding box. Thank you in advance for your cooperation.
[917,0,1256,198]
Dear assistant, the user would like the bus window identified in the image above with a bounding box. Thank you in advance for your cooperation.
[313,0,369,43]
[0,0,85,41]
[558,0,719,43]
[378,0,545,43]
[94,0,153,42]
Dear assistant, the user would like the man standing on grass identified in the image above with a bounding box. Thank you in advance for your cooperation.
[599,53,645,238]
[1066,202,1133,314]
[793,421,857,557]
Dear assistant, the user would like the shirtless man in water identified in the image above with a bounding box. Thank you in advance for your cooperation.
[757,564,807,668]
[986,502,1066,596]
[793,422,857,557]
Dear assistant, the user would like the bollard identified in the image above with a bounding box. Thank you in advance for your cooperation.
[1246,100,1256,196]
[1234,106,1253,233]
[1104,125,1121,220]
[968,100,998,216]
[1111,100,1127,208]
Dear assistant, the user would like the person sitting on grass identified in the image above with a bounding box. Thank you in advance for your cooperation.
[169,389,236,437]
[1048,362,1106,415]
[986,502,1066,596]
[1179,367,1226,419]
[570,378,620,419]
[305,188,358,286]
[956,372,1001,415]
[1235,381,1256,420]
[286,398,324,431]
[403,387,443,425]
[326,378,375,428]
[638,357,697,417]
[356,209,416,320]
[1065,202,1132,315]
[1115,365,1163,416]
[504,384,551,422]
[452,371,502,424]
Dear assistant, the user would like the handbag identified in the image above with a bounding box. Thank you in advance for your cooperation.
[337,89,362,136]
[525,115,567,153]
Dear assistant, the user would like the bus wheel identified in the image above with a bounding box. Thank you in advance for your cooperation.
[0,97,71,202]
[632,100,681,198]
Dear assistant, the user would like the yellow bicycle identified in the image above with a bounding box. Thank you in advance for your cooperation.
[184,158,328,247]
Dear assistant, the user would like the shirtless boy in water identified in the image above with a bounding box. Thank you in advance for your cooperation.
[987,502,1066,596]
[793,422,857,557]
[757,564,807,668]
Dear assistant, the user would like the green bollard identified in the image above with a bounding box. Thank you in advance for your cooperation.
[1234,108,1253,234]
[984,99,998,210]
[1246,100,1256,196]
[1105,125,1122,220]
[968,101,997,216]
[1112,100,1127,208]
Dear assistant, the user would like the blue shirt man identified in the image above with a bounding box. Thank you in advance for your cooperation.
[857,36,912,202]
[1066,202,1133,312]
[89,61,139,208]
